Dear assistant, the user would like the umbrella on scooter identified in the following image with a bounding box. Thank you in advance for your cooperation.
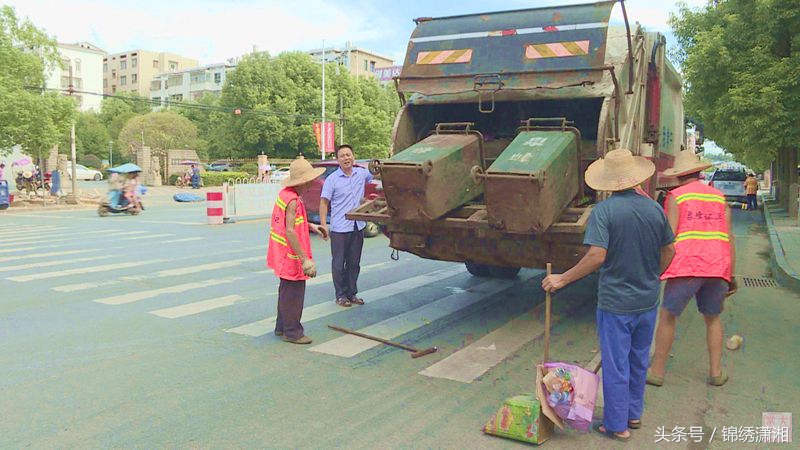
[108,163,142,173]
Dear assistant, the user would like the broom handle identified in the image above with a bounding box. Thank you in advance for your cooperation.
[544,263,552,364]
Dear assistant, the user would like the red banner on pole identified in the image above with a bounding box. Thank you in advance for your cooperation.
[313,121,336,154]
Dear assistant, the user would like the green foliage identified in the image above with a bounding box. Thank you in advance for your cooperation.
[99,92,151,155]
[200,171,250,186]
[0,5,76,155]
[60,112,111,161]
[117,111,200,158]
[670,0,800,172]
[196,51,399,160]
[78,153,102,169]
[239,162,258,175]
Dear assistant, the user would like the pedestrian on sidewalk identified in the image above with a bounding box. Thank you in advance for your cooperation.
[190,164,201,189]
[319,144,373,308]
[744,173,759,211]
[267,157,328,345]
[542,149,675,442]
[648,150,736,388]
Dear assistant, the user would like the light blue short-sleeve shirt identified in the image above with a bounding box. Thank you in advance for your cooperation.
[320,166,374,233]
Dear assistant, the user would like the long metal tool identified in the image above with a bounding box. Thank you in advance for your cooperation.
[328,325,438,358]
[543,262,552,364]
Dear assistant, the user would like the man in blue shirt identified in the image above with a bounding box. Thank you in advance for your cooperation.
[542,149,675,442]
[320,144,374,307]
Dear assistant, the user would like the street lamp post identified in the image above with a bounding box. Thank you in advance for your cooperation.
[321,40,326,161]
[109,140,113,168]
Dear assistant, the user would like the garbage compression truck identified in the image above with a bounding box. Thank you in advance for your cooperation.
[349,0,685,277]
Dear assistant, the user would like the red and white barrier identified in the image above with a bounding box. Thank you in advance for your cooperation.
[206,191,224,225]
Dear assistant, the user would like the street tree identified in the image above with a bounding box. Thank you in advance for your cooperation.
[670,0,800,205]
[117,111,200,160]
[59,112,111,162]
[0,5,76,156]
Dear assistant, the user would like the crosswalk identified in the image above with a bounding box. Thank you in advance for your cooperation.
[3,223,563,385]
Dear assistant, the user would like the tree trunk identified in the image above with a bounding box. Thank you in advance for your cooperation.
[775,147,799,210]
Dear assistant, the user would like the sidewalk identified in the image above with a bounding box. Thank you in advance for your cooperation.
[762,199,800,291]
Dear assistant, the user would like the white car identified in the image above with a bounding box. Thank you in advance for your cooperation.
[66,163,104,181]
[269,167,290,184]
[709,167,747,202]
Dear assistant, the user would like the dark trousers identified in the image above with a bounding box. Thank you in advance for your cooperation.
[746,194,757,210]
[275,278,306,339]
[330,228,364,299]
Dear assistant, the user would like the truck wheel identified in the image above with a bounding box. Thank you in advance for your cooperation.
[487,266,521,279]
[364,221,380,238]
[465,261,491,277]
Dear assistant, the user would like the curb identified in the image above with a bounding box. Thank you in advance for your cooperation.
[762,204,800,292]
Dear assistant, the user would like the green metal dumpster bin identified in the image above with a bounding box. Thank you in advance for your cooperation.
[483,125,581,234]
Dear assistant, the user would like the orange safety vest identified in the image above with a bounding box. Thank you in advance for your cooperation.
[267,187,312,281]
[661,181,732,282]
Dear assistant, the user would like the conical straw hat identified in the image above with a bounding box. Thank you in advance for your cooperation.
[662,150,712,177]
[584,149,655,192]
[282,157,325,187]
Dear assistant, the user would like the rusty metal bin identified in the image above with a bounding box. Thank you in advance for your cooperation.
[378,124,485,221]
[482,124,581,234]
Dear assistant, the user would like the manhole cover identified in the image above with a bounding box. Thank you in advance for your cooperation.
[741,277,778,288]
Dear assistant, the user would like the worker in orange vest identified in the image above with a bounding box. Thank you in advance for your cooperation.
[267,158,328,344]
[648,150,737,387]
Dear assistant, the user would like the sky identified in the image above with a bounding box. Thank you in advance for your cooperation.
[5,0,710,65]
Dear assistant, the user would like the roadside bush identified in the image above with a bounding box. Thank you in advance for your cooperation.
[240,162,258,176]
[201,171,250,186]
[169,174,180,185]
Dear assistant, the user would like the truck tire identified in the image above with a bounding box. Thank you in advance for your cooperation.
[465,261,491,277]
[487,266,521,279]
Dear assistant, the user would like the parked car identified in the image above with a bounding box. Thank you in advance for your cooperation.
[269,167,290,184]
[709,166,747,202]
[208,160,243,172]
[66,163,103,181]
[301,161,382,237]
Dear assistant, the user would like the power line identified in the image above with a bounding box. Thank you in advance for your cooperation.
[24,86,335,120]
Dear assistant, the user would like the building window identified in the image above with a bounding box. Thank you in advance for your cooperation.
[104,79,108,88]
[132,57,137,68]
[120,75,127,85]
[168,74,182,87]
[75,59,81,74]
[150,80,161,91]
[112,85,116,93]
[103,63,107,72]
[169,60,178,71]
[153,60,159,69]
[74,78,82,89]
[132,74,138,83]
[60,76,69,89]
[111,69,116,78]
[170,93,183,101]
[214,72,221,84]
[120,60,127,70]
[363,59,368,70]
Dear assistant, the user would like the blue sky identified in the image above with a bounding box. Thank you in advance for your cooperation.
[6,0,708,65]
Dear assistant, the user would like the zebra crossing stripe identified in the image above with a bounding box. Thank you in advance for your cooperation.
[0,254,115,273]
[94,276,245,305]
[308,273,536,358]
[149,295,247,319]
[226,265,464,337]
[0,230,147,247]
[0,225,62,237]
[0,249,97,263]
[419,302,557,383]
[7,259,166,282]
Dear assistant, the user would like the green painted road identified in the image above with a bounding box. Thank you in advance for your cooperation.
[0,196,796,448]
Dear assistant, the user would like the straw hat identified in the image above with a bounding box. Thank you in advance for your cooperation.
[584,149,655,192]
[23,170,32,178]
[662,150,712,177]
[282,157,325,187]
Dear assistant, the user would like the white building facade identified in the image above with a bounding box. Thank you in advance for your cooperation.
[150,62,235,107]
[46,42,105,111]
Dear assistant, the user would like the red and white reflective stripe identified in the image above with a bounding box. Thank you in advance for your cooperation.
[207,191,224,225]
[410,22,606,44]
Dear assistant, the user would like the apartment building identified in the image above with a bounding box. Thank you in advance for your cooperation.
[150,62,235,107]
[103,50,198,97]
[308,43,394,79]
[45,42,105,111]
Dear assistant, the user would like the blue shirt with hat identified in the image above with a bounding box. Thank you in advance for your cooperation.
[321,166,373,233]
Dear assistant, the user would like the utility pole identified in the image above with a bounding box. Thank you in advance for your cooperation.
[340,96,344,145]
[321,40,326,161]
[66,64,78,205]
[109,140,113,167]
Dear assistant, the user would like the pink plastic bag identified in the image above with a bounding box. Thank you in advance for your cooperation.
[543,362,600,432]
